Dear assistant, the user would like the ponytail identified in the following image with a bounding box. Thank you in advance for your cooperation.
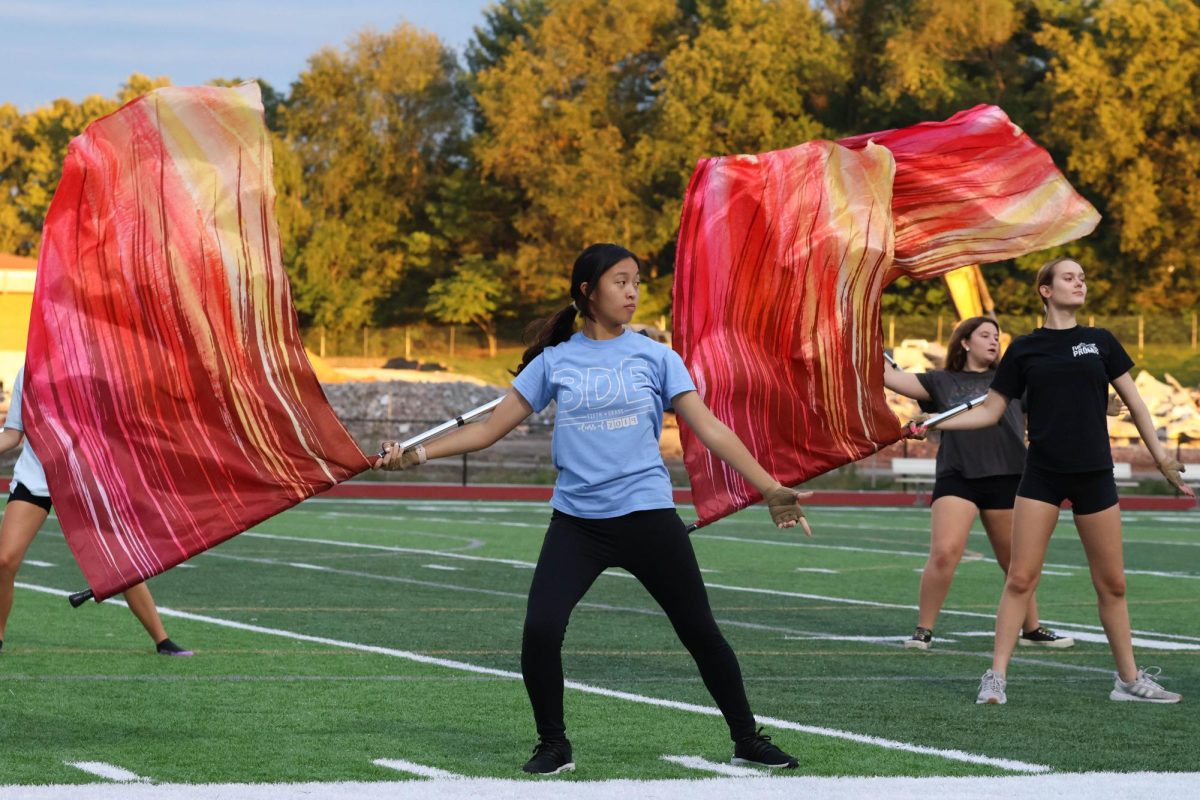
[512,303,578,375]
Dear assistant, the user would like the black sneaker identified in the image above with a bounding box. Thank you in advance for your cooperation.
[156,638,194,657]
[732,728,799,769]
[522,739,575,775]
[904,626,933,650]
[1018,626,1075,649]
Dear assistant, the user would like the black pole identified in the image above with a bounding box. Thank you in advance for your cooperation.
[68,588,94,607]
[686,522,700,534]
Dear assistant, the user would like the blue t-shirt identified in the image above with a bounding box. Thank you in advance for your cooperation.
[511,330,696,518]
[5,367,50,497]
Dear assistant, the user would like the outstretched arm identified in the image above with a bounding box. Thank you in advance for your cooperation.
[1111,372,1195,497]
[376,390,534,470]
[671,390,812,534]
[911,389,1008,435]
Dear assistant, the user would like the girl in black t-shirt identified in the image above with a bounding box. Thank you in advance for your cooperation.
[885,317,1073,651]
[911,257,1193,705]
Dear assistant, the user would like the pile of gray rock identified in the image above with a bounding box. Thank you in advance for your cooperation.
[320,380,555,428]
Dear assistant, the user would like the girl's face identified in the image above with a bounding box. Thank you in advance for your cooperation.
[1041,260,1087,310]
[583,258,640,327]
[964,322,1000,367]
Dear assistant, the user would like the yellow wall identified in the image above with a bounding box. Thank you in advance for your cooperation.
[0,293,32,351]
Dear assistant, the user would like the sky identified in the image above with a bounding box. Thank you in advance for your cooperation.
[0,0,494,111]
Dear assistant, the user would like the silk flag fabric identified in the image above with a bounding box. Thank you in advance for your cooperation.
[674,105,1099,526]
[23,83,371,600]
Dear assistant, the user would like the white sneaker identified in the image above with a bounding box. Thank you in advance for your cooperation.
[976,669,1007,705]
[1110,667,1182,704]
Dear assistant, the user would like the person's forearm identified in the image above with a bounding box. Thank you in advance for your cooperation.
[693,420,780,495]
[924,394,1005,431]
[421,418,504,461]
[0,428,22,455]
[1128,400,1169,463]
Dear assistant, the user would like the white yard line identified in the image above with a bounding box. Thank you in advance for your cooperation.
[8,772,1200,800]
[24,560,55,567]
[421,564,463,572]
[782,635,958,644]
[16,582,1048,774]
[694,533,1200,580]
[372,759,461,779]
[950,630,1200,652]
[63,762,147,783]
[660,755,761,777]
[232,531,1200,644]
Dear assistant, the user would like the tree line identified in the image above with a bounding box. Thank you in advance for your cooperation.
[1,0,1197,350]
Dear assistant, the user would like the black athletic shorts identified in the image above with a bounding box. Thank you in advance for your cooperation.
[931,472,1020,510]
[1016,463,1118,515]
[7,481,52,512]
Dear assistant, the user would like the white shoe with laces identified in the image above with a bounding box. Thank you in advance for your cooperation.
[976,669,1007,705]
[1110,667,1182,704]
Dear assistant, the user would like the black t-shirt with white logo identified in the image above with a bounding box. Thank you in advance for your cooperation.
[916,369,1025,479]
[991,326,1133,472]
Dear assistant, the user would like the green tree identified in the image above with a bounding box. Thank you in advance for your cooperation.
[473,0,680,301]
[280,24,464,332]
[636,0,848,250]
[425,255,506,356]
[0,74,170,257]
[1037,0,1200,311]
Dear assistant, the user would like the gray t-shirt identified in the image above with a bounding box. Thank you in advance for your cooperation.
[915,369,1025,479]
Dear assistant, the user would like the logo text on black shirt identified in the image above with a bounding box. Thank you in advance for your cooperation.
[1071,342,1100,357]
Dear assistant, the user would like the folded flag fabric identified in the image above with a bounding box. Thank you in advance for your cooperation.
[673,105,1099,526]
[23,83,371,601]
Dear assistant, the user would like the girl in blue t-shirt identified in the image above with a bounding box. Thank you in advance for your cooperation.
[379,243,810,775]
[910,257,1193,706]
[0,368,192,657]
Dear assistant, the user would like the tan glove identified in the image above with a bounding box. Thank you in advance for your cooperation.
[1157,457,1194,497]
[902,414,930,441]
[375,442,426,471]
[765,485,813,536]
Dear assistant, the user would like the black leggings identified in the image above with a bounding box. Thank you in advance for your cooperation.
[521,507,756,743]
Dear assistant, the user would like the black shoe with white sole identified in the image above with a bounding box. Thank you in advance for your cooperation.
[904,626,933,650]
[522,739,575,775]
[732,728,799,769]
[1018,626,1075,649]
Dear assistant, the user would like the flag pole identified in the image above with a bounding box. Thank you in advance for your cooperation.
[378,397,503,457]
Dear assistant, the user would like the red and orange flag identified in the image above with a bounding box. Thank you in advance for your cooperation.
[23,84,370,600]
[674,105,1099,526]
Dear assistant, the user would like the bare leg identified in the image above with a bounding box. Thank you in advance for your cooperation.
[1074,505,1137,682]
[991,497,1059,676]
[0,500,50,639]
[121,582,169,644]
[915,496,979,630]
[980,508,1041,632]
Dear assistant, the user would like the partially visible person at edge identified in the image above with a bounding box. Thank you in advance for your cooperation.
[907,257,1193,705]
[885,316,1074,652]
[379,243,810,775]
[0,367,193,657]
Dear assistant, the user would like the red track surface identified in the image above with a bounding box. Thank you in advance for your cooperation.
[5,476,1193,512]
[318,482,1197,511]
